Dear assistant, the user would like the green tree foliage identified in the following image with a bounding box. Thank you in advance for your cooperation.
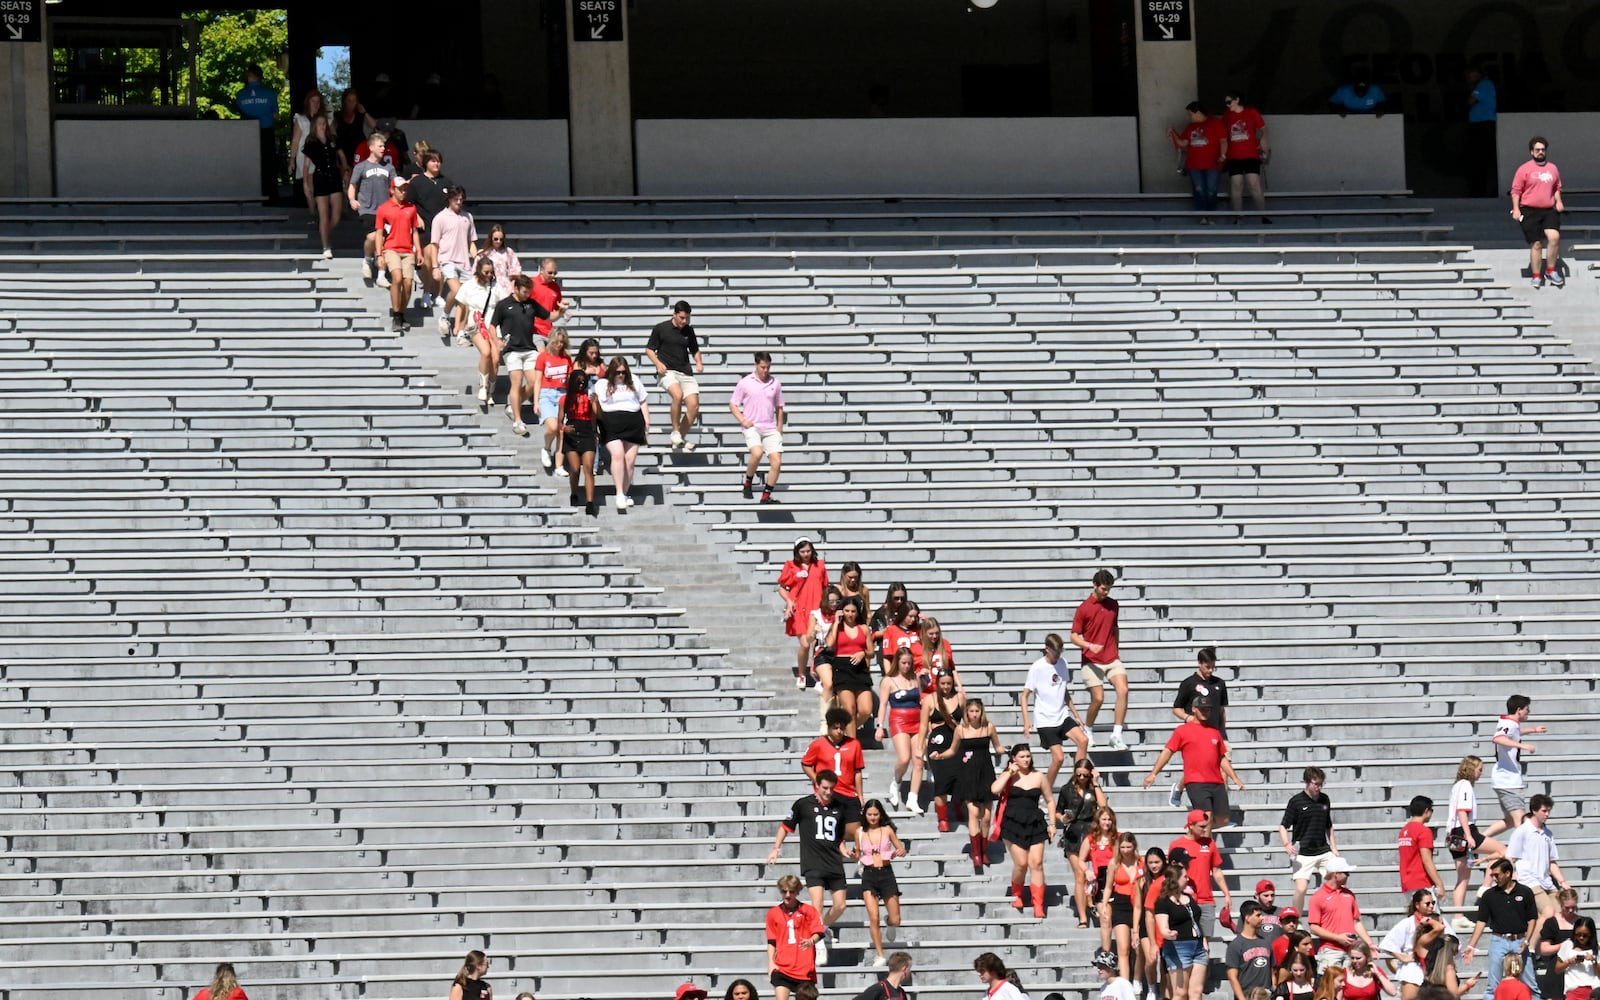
[185,9,289,121]
[317,47,350,102]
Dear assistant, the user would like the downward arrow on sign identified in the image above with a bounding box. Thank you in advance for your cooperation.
[1159,23,1174,38]
[4,23,21,40]
[590,24,605,39]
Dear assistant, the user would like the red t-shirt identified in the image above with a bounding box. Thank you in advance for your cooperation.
[766,901,823,981]
[1494,980,1532,1000]
[1272,935,1292,967]
[374,200,420,255]
[531,276,562,336]
[1165,720,1225,784]
[801,736,865,799]
[1308,883,1361,954]
[1511,160,1562,210]
[1224,107,1267,161]
[534,351,572,393]
[1182,118,1227,171]
[1169,834,1223,903]
[1397,820,1435,891]
[1071,595,1119,665]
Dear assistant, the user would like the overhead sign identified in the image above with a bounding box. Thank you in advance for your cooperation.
[1,0,42,43]
[573,0,623,42]
[1141,0,1191,41]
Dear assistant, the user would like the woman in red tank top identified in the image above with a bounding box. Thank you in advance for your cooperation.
[1077,806,1119,929]
[1341,943,1394,1000]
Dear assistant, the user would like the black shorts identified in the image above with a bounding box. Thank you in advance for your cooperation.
[1449,823,1484,858]
[1111,893,1136,927]
[834,794,862,829]
[563,423,597,456]
[1037,722,1080,749]
[771,971,815,992]
[831,659,873,694]
[861,865,900,900]
[803,868,846,892]
[1226,158,1262,176]
[1187,781,1230,821]
[1519,206,1560,244]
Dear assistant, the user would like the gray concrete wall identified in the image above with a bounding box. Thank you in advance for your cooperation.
[55,120,258,198]
[1266,114,1407,191]
[400,120,571,197]
[1497,115,1596,192]
[1133,15,1197,193]
[634,117,1139,197]
[0,40,54,198]
[566,2,635,196]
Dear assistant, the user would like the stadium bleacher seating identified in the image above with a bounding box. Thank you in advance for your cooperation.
[0,196,1593,1000]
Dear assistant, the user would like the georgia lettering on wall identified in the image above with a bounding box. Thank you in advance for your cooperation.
[1204,0,1600,117]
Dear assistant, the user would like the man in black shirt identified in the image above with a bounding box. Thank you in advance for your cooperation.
[1166,646,1230,808]
[768,770,855,959]
[1278,766,1339,912]
[488,275,559,437]
[645,300,705,452]
[1463,860,1540,1000]
[851,951,913,1000]
[406,150,455,309]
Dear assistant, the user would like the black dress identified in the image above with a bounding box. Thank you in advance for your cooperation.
[952,733,996,805]
[927,716,959,797]
[301,137,343,197]
[1000,784,1049,847]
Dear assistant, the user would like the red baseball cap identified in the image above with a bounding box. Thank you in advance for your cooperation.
[1280,907,1301,920]
[675,986,708,1000]
[1185,808,1208,826]
[1256,880,1277,894]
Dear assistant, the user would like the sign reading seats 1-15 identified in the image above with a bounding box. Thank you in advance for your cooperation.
[573,0,623,42]
[1,0,42,43]
[1141,0,1190,41]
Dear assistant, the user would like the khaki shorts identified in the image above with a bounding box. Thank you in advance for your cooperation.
[381,250,416,280]
[659,370,700,397]
[1081,658,1127,688]
[504,350,539,372]
[1292,850,1338,884]
[1532,885,1555,913]
[742,426,783,454]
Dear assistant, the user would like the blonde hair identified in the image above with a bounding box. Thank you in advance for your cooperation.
[545,328,568,355]
[206,964,239,1000]
[1456,755,1483,782]
[1502,953,1524,979]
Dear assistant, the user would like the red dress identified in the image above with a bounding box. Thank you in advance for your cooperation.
[778,557,829,637]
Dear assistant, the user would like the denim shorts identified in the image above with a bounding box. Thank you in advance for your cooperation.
[538,387,564,421]
[1162,939,1207,969]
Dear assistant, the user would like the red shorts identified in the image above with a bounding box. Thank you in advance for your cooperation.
[889,707,921,736]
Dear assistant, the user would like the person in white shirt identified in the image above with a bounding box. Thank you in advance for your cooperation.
[1556,916,1599,999]
[1485,694,1545,839]
[1019,632,1089,796]
[1447,754,1506,921]
[1094,948,1138,1000]
[1379,890,1440,989]
[975,952,1026,1000]
[1505,794,1568,919]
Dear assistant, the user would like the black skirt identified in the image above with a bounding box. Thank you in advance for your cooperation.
[600,408,645,445]
[564,420,597,455]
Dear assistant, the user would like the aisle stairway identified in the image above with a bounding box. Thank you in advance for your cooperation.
[0,198,1594,1000]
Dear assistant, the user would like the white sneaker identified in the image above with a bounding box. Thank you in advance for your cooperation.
[437,313,451,337]
[872,954,887,967]
[512,421,527,436]
[554,466,568,477]
[623,496,635,507]
[1169,780,1185,809]
[361,258,374,280]
[505,404,516,422]
[670,431,684,450]
[540,448,554,471]
[684,438,697,451]
[1451,915,1474,932]
[321,247,333,260]
[476,380,490,404]
[1108,732,1129,751]
[615,493,627,511]
[796,672,807,689]
[376,271,391,289]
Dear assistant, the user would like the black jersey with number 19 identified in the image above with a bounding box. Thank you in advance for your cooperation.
[783,794,847,877]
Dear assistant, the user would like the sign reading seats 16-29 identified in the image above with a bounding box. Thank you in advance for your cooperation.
[573,0,623,42]
[1141,0,1191,41]
[2,0,43,43]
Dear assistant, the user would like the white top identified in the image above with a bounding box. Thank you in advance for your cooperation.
[291,113,313,176]
[1100,979,1138,1000]
[1506,819,1557,889]
[1448,778,1476,830]
[1024,655,1075,728]
[810,608,836,645]
[1378,914,1421,963]
[985,984,1026,1000]
[595,382,648,413]
[1491,715,1524,789]
[1558,939,1600,990]
[461,280,507,333]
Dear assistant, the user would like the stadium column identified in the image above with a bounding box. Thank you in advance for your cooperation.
[0,15,53,197]
[1133,0,1198,193]
[565,0,636,196]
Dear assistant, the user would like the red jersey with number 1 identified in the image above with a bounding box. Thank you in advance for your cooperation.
[802,736,865,799]
[766,901,823,981]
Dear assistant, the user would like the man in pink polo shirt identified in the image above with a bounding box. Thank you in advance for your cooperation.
[1307,856,1376,973]
[729,351,786,504]
[1510,136,1565,289]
